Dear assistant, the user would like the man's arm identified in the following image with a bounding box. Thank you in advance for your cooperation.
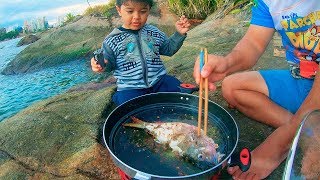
[224,24,275,75]
[194,25,275,88]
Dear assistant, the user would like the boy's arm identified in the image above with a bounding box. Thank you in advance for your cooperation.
[102,42,116,72]
[159,15,190,56]
[159,32,186,56]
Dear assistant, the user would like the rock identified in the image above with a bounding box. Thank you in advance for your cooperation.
[1,16,113,75]
[17,34,40,47]
[0,85,118,179]
[0,3,290,180]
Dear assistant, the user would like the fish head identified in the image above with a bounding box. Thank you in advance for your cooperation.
[184,139,224,169]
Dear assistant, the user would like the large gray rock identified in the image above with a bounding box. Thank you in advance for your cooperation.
[17,34,40,47]
[0,83,119,179]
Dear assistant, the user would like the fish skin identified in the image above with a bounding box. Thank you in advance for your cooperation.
[123,116,224,167]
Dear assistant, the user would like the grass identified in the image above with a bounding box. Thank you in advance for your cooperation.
[166,0,253,19]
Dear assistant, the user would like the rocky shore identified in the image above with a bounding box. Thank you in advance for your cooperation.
[0,2,289,179]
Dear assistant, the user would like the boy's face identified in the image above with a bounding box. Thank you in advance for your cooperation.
[116,1,150,30]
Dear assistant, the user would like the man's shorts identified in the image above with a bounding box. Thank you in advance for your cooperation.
[259,69,314,113]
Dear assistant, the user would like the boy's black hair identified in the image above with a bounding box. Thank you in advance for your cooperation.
[116,0,154,8]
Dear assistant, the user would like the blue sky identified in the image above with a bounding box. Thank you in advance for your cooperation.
[0,0,109,28]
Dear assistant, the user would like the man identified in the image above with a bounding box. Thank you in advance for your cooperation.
[193,0,320,179]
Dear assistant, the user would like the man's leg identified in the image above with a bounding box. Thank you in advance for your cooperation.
[221,71,294,179]
[222,71,293,128]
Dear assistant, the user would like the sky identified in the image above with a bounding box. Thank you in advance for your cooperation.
[0,0,109,29]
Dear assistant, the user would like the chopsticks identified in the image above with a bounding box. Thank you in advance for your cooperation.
[198,48,209,136]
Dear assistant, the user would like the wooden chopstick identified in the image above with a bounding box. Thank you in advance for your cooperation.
[204,48,209,136]
[197,50,203,136]
[198,48,209,136]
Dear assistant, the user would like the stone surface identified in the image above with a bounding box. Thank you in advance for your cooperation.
[17,34,40,47]
[0,3,291,180]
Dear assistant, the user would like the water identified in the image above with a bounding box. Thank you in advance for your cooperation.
[0,38,106,122]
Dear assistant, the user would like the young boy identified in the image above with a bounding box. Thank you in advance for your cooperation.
[91,0,190,106]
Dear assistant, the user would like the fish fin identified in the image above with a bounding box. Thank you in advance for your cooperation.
[122,122,145,129]
[213,152,225,164]
[131,116,146,124]
[122,116,147,128]
[218,152,225,161]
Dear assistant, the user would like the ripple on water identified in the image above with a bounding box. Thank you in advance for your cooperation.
[0,38,107,122]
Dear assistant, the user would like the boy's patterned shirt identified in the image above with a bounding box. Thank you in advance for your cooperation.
[102,24,186,90]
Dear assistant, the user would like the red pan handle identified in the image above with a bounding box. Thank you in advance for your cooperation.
[179,83,199,94]
[229,147,251,172]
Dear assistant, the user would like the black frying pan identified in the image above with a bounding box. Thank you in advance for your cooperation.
[103,92,247,179]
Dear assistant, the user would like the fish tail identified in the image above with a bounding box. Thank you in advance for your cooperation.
[131,116,145,124]
[122,116,147,129]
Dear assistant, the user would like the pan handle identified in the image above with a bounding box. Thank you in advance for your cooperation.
[228,147,251,172]
[179,83,199,94]
[133,171,151,180]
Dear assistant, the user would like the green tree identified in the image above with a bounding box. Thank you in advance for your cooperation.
[65,13,76,23]
[0,29,20,41]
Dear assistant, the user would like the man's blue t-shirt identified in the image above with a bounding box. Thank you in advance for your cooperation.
[251,0,320,78]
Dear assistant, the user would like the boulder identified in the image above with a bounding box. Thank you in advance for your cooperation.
[17,34,40,47]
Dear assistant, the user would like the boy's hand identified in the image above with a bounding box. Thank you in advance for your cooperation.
[91,57,108,72]
[175,15,191,35]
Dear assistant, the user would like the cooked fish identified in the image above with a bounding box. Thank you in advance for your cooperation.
[123,116,224,168]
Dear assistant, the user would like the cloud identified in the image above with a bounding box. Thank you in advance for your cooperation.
[0,0,108,28]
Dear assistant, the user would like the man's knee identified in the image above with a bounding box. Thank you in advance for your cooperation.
[221,75,239,105]
[221,76,233,98]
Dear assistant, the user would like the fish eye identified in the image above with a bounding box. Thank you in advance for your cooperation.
[198,154,203,159]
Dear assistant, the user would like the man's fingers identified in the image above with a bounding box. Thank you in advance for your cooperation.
[208,83,216,91]
[194,55,216,82]
[201,62,213,78]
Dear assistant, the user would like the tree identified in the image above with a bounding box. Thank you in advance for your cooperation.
[65,13,75,23]
[0,28,6,35]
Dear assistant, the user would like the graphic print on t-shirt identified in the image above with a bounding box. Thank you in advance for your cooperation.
[278,10,320,78]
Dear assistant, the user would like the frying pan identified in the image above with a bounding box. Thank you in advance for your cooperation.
[103,92,248,179]
[283,109,320,179]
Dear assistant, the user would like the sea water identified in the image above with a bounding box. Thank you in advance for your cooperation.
[0,38,105,122]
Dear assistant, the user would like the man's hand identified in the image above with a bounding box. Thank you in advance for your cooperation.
[90,57,108,72]
[175,15,191,35]
[193,54,229,91]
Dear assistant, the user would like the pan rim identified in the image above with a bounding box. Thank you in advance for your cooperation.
[102,92,239,179]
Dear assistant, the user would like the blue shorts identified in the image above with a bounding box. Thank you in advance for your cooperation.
[112,74,181,106]
[259,70,314,113]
